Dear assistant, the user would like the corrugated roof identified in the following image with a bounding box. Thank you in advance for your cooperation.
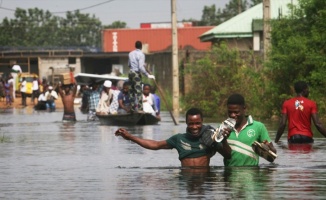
[200,0,298,42]
[102,27,214,53]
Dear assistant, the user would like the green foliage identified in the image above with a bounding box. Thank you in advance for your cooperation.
[103,21,127,29]
[265,0,326,115]
[184,43,266,118]
[0,8,116,48]
[185,0,263,26]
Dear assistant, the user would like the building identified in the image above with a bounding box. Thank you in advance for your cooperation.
[199,0,298,52]
[0,26,212,92]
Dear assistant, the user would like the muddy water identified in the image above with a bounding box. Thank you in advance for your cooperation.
[1,106,326,199]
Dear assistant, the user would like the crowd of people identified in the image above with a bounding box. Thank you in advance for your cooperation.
[78,80,161,121]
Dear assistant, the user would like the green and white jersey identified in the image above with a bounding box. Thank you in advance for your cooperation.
[224,115,271,167]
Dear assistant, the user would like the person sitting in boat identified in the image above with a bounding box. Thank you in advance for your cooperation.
[150,85,161,115]
[109,80,123,114]
[117,81,132,114]
[142,84,160,118]
[115,108,232,168]
[96,80,113,115]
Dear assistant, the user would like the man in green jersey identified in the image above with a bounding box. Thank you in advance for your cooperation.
[222,94,277,166]
[115,108,232,167]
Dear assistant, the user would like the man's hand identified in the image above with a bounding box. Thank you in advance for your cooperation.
[115,128,131,140]
[148,75,155,80]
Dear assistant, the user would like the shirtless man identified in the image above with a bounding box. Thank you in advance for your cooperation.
[58,83,77,122]
[115,108,231,167]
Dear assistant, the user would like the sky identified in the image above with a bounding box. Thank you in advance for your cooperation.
[0,0,229,28]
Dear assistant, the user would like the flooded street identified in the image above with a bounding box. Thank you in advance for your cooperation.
[1,106,326,199]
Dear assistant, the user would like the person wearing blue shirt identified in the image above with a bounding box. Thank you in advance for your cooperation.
[128,41,155,112]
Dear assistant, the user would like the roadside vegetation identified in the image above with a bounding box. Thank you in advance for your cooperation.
[183,0,326,119]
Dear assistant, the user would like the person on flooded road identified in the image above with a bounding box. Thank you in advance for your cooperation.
[222,93,277,166]
[58,82,77,122]
[115,108,232,167]
[275,81,326,144]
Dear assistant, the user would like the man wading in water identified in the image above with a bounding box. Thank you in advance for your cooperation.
[58,82,77,122]
[115,108,232,167]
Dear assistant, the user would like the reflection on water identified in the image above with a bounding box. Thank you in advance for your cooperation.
[0,107,326,199]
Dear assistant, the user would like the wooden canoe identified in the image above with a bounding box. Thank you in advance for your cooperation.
[96,113,160,126]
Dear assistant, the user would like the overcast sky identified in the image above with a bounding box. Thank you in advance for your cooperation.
[0,0,229,28]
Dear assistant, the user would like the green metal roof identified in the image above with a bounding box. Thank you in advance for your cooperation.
[200,0,298,42]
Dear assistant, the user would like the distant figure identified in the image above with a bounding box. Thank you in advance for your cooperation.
[7,75,14,102]
[34,90,47,110]
[10,64,22,99]
[275,81,326,143]
[128,40,155,112]
[41,77,48,93]
[83,82,102,121]
[20,77,27,107]
[96,80,113,115]
[117,81,132,114]
[4,78,12,106]
[45,86,58,112]
[79,85,89,114]
[151,85,161,115]
[58,82,78,122]
[109,80,122,114]
[0,78,5,101]
[142,84,159,118]
[31,76,39,105]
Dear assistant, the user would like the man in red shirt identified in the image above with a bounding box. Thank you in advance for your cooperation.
[275,81,326,143]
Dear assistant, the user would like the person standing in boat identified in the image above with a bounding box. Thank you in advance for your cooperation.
[115,108,232,167]
[275,81,326,144]
[128,40,155,112]
[58,82,77,122]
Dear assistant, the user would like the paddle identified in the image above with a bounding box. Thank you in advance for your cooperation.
[151,78,178,125]
[151,79,178,125]
[145,68,177,125]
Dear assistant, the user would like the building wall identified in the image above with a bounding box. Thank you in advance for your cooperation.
[39,57,81,82]
[102,27,213,53]
[222,38,254,51]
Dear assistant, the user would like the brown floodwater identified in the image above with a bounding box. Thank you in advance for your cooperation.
[1,106,326,199]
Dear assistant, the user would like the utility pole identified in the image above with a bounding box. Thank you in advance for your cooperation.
[263,0,271,60]
[238,0,242,14]
[171,0,179,124]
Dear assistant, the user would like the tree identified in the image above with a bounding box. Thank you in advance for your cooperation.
[0,8,103,49]
[103,21,127,29]
[265,0,326,114]
[190,0,263,27]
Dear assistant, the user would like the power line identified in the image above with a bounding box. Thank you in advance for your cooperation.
[0,0,115,14]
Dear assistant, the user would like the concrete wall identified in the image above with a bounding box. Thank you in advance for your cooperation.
[39,57,81,82]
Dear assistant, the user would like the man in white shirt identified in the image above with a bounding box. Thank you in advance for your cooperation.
[11,64,22,99]
[44,86,58,112]
[31,77,39,105]
[34,90,47,110]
